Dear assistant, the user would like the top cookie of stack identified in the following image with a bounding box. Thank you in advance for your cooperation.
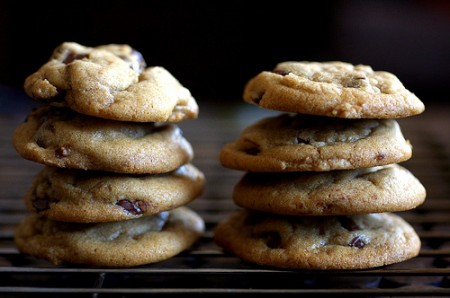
[24,42,198,122]
[243,61,424,119]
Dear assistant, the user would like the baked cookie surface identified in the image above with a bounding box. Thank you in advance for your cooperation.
[24,164,205,222]
[13,106,193,174]
[220,113,412,172]
[243,61,424,118]
[214,210,420,270]
[24,42,198,122]
[15,207,204,267]
[233,164,426,215]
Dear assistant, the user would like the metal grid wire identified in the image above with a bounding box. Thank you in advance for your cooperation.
[1,101,449,297]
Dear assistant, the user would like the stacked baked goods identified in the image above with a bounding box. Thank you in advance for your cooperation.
[12,42,205,267]
[215,61,426,270]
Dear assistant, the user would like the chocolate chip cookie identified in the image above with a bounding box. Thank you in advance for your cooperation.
[233,164,426,215]
[214,210,421,269]
[24,42,198,122]
[243,61,424,118]
[24,164,205,222]
[220,113,412,172]
[15,207,204,267]
[13,106,193,174]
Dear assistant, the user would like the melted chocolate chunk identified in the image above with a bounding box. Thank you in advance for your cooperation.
[244,147,260,156]
[116,199,144,215]
[259,231,283,249]
[63,52,88,64]
[55,145,71,159]
[349,236,366,248]
[273,69,291,76]
[35,137,47,148]
[376,153,386,161]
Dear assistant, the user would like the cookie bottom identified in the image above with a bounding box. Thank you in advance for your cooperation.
[15,207,204,267]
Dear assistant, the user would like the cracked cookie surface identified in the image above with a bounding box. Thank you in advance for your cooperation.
[15,207,205,267]
[24,42,198,122]
[13,106,193,174]
[214,210,420,269]
[243,61,424,118]
[24,164,205,222]
[219,113,412,172]
[233,164,426,215]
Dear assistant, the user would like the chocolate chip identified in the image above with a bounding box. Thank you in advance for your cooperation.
[273,69,291,76]
[244,147,260,156]
[376,153,386,161]
[55,145,71,159]
[259,231,283,249]
[116,199,144,215]
[32,198,50,212]
[338,216,360,231]
[345,78,364,88]
[349,236,366,248]
[36,137,47,148]
[63,52,88,64]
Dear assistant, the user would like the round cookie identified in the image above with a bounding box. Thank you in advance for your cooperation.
[15,207,205,267]
[243,61,424,119]
[214,210,421,270]
[24,164,205,222]
[13,106,193,174]
[24,42,198,122]
[233,164,426,215]
[220,113,412,172]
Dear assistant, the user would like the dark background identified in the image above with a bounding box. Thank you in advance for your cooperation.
[1,0,449,106]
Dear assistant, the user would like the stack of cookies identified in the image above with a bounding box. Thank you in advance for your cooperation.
[12,42,205,267]
[215,61,426,270]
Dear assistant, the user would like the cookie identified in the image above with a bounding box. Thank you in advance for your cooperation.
[24,164,205,222]
[15,207,204,267]
[214,210,421,270]
[243,61,424,119]
[24,42,198,122]
[12,106,193,174]
[233,164,426,215]
[219,113,412,172]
